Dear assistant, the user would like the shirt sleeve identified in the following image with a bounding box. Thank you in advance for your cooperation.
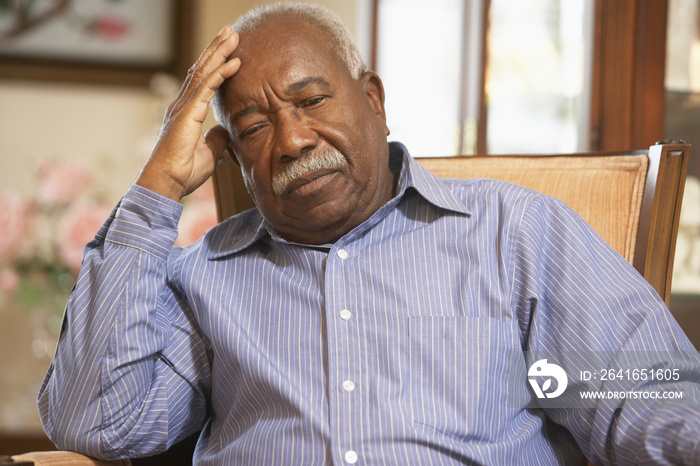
[511,193,700,465]
[37,184,212,460]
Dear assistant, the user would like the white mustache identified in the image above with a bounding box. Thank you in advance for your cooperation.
[272,147,346,195]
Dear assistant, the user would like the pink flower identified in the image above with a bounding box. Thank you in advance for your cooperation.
[0,192,34,264]
[94,15,130,40]
[176,200,218,247]
[0,268,20,295]
[188,179,216,203]
[57,203,110,273]
[37,159,93,206]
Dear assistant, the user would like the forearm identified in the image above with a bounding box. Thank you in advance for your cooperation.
[37,26,242,458]
[514,195,700,465]
[606,393,700,464]
[38,185,211,459]
[595,345,700,463]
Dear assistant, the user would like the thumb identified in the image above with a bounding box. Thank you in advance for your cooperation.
[204,124,231,161]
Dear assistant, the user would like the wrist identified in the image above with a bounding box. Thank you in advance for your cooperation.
[135,170,186,202]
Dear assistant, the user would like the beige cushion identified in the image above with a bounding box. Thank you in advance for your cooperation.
[12,451,131,466]
[418,154,648,264]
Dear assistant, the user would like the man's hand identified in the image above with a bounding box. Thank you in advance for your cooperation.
[136,26,241,201]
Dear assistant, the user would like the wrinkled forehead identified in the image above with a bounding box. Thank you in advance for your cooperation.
[234,16,343,73]
[220,17,351,108]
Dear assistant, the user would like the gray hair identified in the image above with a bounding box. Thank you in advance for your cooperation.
[212,2,367,126]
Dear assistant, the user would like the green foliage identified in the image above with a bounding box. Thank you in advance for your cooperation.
[0,0,37,20]
[13,259,74,318]
[19,0,37,22]
[0,0,13,14]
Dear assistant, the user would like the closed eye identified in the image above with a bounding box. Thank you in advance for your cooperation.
[301,96,327,108]
[240,122,266,139]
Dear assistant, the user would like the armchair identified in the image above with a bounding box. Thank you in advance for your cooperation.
[14,141,690,465]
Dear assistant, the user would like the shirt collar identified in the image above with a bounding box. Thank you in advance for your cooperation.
[206,141,470,260]
[205,208,268,260]
[392,141,472,216]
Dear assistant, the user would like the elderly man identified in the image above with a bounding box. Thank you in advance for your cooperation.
[39,3,700,465]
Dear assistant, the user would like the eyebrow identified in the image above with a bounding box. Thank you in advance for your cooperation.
[286,76,330,94]
[230,76,331,126]
[231,105,259,126]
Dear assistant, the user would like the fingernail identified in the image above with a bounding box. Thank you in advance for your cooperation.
[219,25,231,35]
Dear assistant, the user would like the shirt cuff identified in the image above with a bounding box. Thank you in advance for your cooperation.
[105,184,184,260]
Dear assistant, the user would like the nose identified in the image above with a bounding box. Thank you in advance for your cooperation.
[271,108,319,162]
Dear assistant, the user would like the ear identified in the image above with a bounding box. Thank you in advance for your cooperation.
[361,71,390,136]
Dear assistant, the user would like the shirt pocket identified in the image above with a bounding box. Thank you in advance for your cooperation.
[407,315,522,440]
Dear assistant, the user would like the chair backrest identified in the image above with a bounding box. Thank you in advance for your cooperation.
[212,142,689,306]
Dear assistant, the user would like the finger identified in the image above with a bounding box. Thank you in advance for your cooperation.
[194,31,240,83]
[172,38,239,119]
[187,57,242,124]
[192,26,235,74]
[176,28,238,105]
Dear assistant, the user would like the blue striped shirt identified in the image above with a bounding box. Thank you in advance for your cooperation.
[39,142,700,465]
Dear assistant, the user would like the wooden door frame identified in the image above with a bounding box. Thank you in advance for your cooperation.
[590,0,668,151]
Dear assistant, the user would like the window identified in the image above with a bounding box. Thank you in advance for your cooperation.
[374,0,595,155]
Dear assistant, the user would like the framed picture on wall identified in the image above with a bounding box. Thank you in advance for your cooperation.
[0,0,194,86]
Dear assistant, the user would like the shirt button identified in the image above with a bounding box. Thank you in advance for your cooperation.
[337,249,349,259]
[342,380,355,392]
[340,309,352,320]
[344,450,358,464]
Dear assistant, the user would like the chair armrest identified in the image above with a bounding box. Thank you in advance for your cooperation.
[11,451,130,466]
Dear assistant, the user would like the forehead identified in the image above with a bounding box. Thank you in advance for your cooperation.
[237,15,330,49]
[228,17,348,93]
